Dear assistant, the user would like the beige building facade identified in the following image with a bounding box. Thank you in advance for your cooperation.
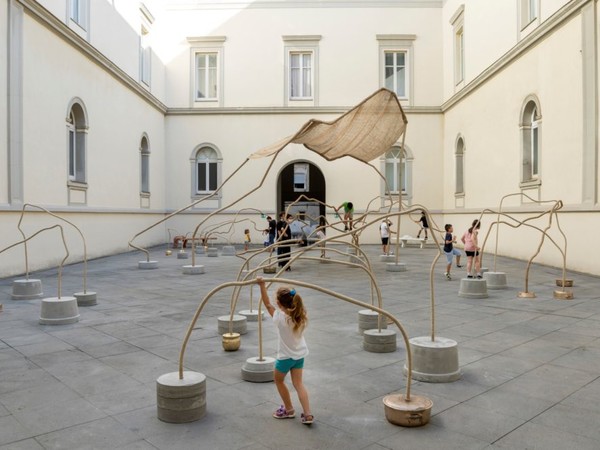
[0,0,597,277]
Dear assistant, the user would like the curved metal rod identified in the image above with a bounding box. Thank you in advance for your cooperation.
[128,158,252,262]
[178,277,415,401]
[14,204,88,292]
[0,224,70,298]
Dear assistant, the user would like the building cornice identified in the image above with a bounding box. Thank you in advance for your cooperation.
[166,105,441,116]
[166,1,442,10]
[18,0,168,114]
[441,0,591,112]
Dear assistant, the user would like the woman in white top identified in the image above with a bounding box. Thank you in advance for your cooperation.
[257,277,313,425]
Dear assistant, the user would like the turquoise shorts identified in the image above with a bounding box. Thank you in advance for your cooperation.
[275,357,305,373]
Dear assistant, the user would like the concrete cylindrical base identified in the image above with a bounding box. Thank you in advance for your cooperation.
[11,279,43,300]
[195,246,206,255]
[363,329,397,353]
[380,254,396,262]
[483,272,507,290]
[39,297,80,325]
[239,309,264,322]
[177,251,189,260]
[458,278,488,298]
[217,315,248,335]
[206,248,219,257]
[358,309,388,335]
[221,245,236,256]
[138,261,158,269]
[480,267,489,273]
[182,265,205,275]
[74,291,97,306]
[346,246,357,255]
[554,290,574,300]
[241,356,275,382]
[386,263,407,272]
[383,394,433,427]
[403,336,461,382]
[156,371,206,423]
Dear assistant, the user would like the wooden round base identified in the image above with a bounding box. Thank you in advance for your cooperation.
[11,279,43,300]
[74,291,97,306]
[241,356,275,382]
[518,291,536,298]
[165,250,172,256]
[138,261,158,269]
[556,279,573,287]
[156,371,206,423]
[222,333,241,351]
[263,266,277,274]
[554,290,574,300]
[182,265,205,275]
[458,278,488,298]
[383,394,433,427]
[39,297,80,325]
[403,336,461,382]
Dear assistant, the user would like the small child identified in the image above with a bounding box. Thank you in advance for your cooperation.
[416,210,429,240]
[379,219,394,255]
[256,277,313,425]
[443,224,462,280]
[244,229,251,251]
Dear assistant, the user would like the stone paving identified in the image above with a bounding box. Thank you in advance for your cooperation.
[1,243,600,449]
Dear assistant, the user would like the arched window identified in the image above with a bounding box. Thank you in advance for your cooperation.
[381,145,413,201]
[520,97,541,183]
[195,146,219,194]
[455,136,465,194]
[66,101,87,183]
[140,135,150,194]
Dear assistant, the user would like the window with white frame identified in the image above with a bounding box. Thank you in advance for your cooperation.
[188,36,225,106]
[520,0,538,29]
[520,98,541,183]
[384,51,407,98]
[69,0,88,29]
[195,147,219,194]
[293,163,309,192]
[195,53,218,100]
[140,27,151,87]
[450,5,465,86]
[140,136,150,194]
[377,35,415,103]
[67,102,87,183]
[384,147,406,194]
[283,35,320,105]
[455,137,465,194]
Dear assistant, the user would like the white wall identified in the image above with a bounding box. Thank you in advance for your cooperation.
[0,2,8,204]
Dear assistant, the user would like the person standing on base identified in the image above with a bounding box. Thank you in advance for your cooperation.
[380,219,394,255]
[443,224,462,280]
[335,202,354,231]
[256,277,314,425]
[461,219,482,278]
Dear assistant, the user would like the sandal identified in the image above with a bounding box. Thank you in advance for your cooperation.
[301,413,314,425]
[273,405,295,419]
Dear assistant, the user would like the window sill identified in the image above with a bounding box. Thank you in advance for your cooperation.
[519,179,541,188]
[454,192,465,198]
[140,192,150,198]
[67,180,88,191]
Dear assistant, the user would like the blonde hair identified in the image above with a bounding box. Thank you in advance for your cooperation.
[276,286,308,333]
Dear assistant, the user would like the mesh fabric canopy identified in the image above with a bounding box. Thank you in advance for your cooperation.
[249,88,407,163]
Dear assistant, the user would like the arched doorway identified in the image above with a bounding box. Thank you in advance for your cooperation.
[277,161,326,226]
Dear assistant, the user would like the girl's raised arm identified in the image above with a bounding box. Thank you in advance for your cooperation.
[256,277,275,317]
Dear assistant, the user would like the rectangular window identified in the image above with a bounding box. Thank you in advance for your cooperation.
[455,27,464,84]
[293,163,309,192]
[384,51,406,98]
[141,154,149,193]
[290,52,312,99]
[140,28,151,86]
[70,0,86,28]
[521,0,538,28]
[68,128,76,179]
[531,124,539,176]
[195,53,218,100]
[197,162,218,192]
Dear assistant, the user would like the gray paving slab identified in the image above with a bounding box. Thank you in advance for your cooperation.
[1,245,600,449]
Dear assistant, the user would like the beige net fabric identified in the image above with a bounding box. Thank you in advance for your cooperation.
[249,88,407,163]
